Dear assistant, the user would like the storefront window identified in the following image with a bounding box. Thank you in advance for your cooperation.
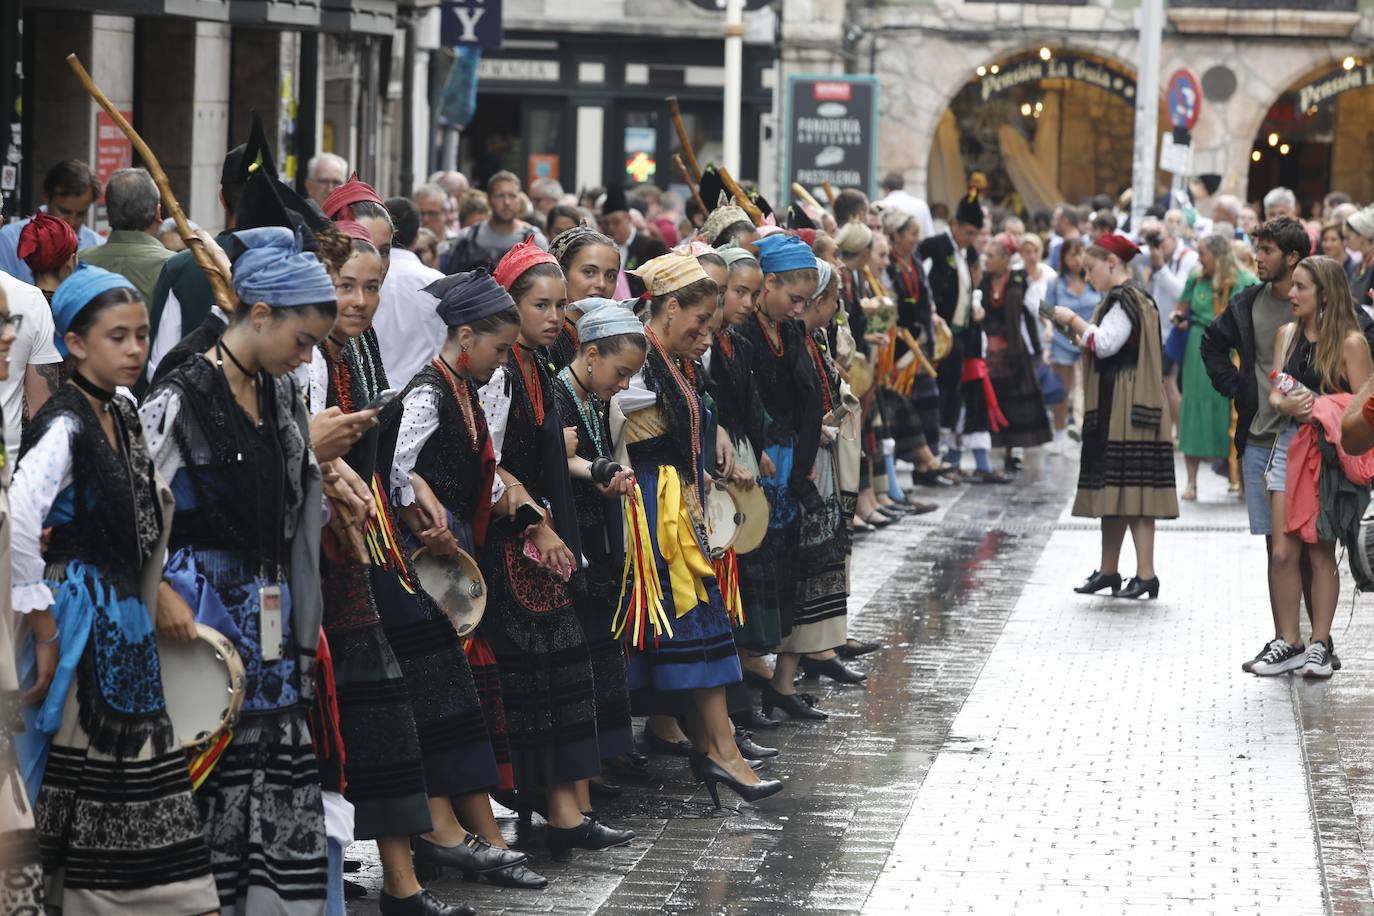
[623,110,658,188]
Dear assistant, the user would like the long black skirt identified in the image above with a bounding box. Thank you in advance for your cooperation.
[572,594,635,761]
[987,345,1052,448]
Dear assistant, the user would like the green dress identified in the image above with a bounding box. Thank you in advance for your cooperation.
[1178,269,1259,458]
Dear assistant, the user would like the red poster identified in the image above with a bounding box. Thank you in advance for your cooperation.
[95,111,133,191]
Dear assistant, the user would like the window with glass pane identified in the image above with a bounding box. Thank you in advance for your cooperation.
[624,110,658,188]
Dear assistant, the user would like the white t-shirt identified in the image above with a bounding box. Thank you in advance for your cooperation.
[0,271,62,458]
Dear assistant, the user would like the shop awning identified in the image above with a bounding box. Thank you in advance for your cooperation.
[229,0,321,27]
[321,0,397,34]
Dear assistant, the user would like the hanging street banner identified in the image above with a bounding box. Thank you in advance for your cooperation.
[978,55,1136,105]
[440,0,504,49]
[1295,62,1374,113]
[783,74,879,204]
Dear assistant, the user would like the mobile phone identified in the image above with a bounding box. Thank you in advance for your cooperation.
[363,388,399,411]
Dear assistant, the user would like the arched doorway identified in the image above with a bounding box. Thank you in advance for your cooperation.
[1248,58,1374,215]
[928,48,1151,217]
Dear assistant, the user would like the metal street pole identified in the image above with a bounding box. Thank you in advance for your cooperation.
[1131,0,1163,230]
[723,0,744,177]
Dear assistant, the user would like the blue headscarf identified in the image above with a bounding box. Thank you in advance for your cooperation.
[49,264,139,356]
[755,233,816,274]
[576,302,644,343]
[232,226,336,308]
[810,257,833,302]
[570,296,621,315]
[422,269,514,327]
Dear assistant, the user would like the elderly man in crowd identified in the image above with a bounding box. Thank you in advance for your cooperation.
[529,177,564,219]
[413,183,453,241]
[0,159,104,284]
[76,167,174,304]
[304,152,349,207]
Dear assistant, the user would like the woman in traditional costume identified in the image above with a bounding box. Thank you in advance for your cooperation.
[142,227,334,915]
[13,266,218,914]
[614,250,784,806]
[478,241,635,859]
[1050,233,1178,601]
[981,231,1052,470]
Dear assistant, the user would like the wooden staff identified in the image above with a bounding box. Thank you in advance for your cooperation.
[66,54,233,313]
[674,154,708,217]
[667,97,702,184]
[899,328,939,379]
[716,165,763,227]
[821,180,838,209]
[791,182,825,213]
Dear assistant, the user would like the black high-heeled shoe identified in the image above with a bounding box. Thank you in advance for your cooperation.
[761,684,828,721]
[688,752,784,808]
[643,729,693,757]
[1115,575,1160,599]
[1073,570,1122,595]
[547,816,634,861]
[799,656,867,685]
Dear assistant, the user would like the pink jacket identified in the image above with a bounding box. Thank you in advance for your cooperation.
[1285,393,1374,543]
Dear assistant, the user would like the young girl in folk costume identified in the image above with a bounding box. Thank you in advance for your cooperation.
[1254,256,1371,678]
[481,239,635,859]
[0,291,41,914]
[614,251,785,806]
[551,300,645,794]
[735,234,825,721]
[377,270,551,887]
[981,232,1052,470]
[12,267,218,914]
[782,259,862,685]
[143,227,333,915]
[1050,234,1178,604]
[305,223,519,914]
[548,226,622,370]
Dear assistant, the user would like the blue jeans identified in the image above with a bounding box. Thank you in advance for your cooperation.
[1243,441,1273,536]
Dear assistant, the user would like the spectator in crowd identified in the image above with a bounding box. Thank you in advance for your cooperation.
[304,152,349,207]
[546,204,587,240]
[0,159,104,284]
[1264,187,1297,222]
[156,217,195,252]
[529,177,564,218]
[459,189,491,228]
[376,196,446,387]
[1047,205,1082,271]
[1323,191,1352,220]
[429,169,470,235]
[833,189,869,227]
[1144,218,1198,435]
[4,216,67,452]
[18,212,78,305]
[602,185,668,272]
[415,226,441,270]
[878,171,934,239]
[444,170,548,273]
[413,182,453,241]
[1320,220,1358,283]
[76,167,174,305]
[1345,205,1374,315]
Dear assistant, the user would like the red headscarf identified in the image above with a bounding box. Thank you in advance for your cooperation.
[17,213,78,274]
[1094,233,1141,264]
[334,219,374,244]
[994,232,1019,256]
[493,236,559,291]
[322,172,385,221]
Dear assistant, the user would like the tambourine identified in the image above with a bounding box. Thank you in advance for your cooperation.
[704,482,742,558]
[933,316,953,362]
[158,624,246,750]
[849,354,875,397]
[726,479,770,555]
[411,545,487,638]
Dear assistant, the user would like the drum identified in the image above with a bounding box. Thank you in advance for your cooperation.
[158,624,246,750]
[411,546,487,638]
[727,480,770,556]
[704,481,741,558]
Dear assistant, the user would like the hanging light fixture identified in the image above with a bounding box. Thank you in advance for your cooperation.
[1344,56,1357,71]
[1039,47,1052,61]
[1267,132,1279,147]
[1251,150,1262,162]
[977,66,987,77]
[1279,143,1291,155]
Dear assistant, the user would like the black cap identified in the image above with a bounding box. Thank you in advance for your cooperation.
[602,184,629,215]
[697,166,725,214]
[786,203,817,231]
[954,187,984,229]
[750,189,773,220]
[221,111,276,190]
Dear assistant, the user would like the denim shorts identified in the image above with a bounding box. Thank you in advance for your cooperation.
[1242,441,1272,536]
[1265,424,1297,494]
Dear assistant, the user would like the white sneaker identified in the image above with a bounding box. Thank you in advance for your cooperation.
[1251,639,1307,676]
[1299,641,1333,679]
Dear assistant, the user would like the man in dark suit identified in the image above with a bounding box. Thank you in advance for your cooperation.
[917,188,984,473]
[602,184,668,274]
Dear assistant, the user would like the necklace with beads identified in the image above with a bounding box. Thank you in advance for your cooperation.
[558,366,607,457]
[755,313,785,357]
[803,332,834,414]
[644,323,701,459]
[434,355,480,450]
[512,344,545,425]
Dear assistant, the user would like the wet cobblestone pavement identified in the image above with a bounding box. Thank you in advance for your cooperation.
[348,451,1374,915]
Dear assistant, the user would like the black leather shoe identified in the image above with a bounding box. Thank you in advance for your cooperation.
[915,467,955,487]
[761,685,827,721]
[413,834,527,875]
[735,727,779,760]
[836,638,881,659]
[732,707,780,730]
[643,729,693,757]
[588,779,623,802]
[689,752,784,808]
[344,879,367,899]
[1073,570,1122,595]
[379,888,474,916]
[548,816,635,861]
[1115,575,1160,599]
[467,861,548,889]
[800,656,867,684]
